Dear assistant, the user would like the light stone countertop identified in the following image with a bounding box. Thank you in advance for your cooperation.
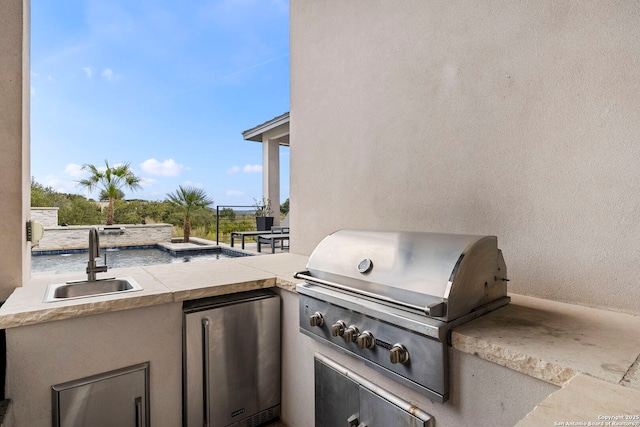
[514,373,640,426]
[2,254,640,423]
[452,294,640,391]
[453,294,640,424]
[0,266,175,328]
[0,253,308,329]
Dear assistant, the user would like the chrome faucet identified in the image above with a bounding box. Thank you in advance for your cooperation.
[86,227,108,281]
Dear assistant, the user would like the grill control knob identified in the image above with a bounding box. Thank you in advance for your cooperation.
[356,331,375,350]
[309,312,324,327]
[331,321,347,337]
[389,344,410,364]
[344,325,360,343]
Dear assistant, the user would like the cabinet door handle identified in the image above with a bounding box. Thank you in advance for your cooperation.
[135,396,144,427]
[202,318,211,427]
[347,414,359,427]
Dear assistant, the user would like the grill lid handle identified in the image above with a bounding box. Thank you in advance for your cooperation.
[295,271,447,317]
[425,301,447,317]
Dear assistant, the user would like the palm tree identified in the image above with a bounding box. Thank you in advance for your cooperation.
[166,186,213,243]
[77,160,143,225]
[99,188,125,202]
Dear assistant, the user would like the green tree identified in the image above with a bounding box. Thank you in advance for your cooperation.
[113,199,143,224]
[58,195,103,225]
[190,207,216,230]
[30,178,56,207]
[166,186,214,243]
[32,179,103,225]
[100,188,124,202]
[220,207,236,222]
[280,198,290,217]
[76,160,142,225]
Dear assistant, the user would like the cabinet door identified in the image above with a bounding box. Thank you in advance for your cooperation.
[314,358,359,427]
[314,354,433,427]
[52,363,149,427]
[359,387,426,427]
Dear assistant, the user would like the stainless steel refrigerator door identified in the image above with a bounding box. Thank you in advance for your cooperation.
[184,291,281,427]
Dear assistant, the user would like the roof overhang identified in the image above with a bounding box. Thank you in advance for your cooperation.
[242,112,290,146]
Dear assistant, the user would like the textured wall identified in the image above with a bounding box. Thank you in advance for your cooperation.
[33,224,173,251]
[290,0,640,314]
[30,208,59,227]
[6,303,183,427]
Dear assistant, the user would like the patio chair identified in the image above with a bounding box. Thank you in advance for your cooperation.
[270,213,289,234]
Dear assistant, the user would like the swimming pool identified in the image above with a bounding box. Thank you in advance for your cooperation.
[32,247,240,274]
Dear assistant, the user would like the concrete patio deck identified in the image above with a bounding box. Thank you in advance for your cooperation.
[162,236,289,257]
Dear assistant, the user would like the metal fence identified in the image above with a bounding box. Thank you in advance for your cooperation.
[215,205,258,245]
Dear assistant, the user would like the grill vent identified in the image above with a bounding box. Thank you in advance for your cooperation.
[244,405,280,427]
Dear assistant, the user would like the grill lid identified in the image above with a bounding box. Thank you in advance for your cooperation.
[302,230,508,321]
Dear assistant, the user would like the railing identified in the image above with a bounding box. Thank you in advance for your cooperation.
[215,205,258,245]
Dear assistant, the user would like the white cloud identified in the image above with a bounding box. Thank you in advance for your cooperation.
[140,177,158,187]
[227,164,262,174]
[226,190,244,197]
[64,163,86,178]
[140,158,184,176]
[101,68,123,82]
[243,164,262,173]
[82,67,93,78]
[44,175,82,195]
[30,86,35,97]
[101,68,114,81]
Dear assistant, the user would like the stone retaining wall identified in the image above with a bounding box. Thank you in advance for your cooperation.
[33,224,173,251]
[30,208,59,227]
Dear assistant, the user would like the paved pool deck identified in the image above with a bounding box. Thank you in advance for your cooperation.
[161,237,289,257]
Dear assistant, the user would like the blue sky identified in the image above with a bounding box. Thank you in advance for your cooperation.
[30,0,290,206]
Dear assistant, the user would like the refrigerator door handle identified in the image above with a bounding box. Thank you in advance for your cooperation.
[135,396,144,427]
[202,318,211,427]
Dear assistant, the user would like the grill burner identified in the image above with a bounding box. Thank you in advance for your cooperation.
[296,230,510,402]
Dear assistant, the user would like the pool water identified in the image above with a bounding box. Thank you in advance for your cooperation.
[32,248,232,274]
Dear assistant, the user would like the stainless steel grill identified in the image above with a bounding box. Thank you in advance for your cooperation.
[296,230,510,402]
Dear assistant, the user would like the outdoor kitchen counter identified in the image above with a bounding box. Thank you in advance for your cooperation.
[1,256,639,422]
[0,253,308,329]
[453,294,640,424]
[2,258,639,391]
[452,294,640,390]
[514,373,640,426]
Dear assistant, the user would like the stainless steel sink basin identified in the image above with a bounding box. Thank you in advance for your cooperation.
[44,277,143,302]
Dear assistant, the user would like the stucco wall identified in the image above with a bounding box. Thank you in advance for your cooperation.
[0,0,30,300]
[290,0,640,314]
[6,303,183,427]
[33,224,172,251]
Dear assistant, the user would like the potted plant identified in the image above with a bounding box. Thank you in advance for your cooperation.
[254,197,274,231]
